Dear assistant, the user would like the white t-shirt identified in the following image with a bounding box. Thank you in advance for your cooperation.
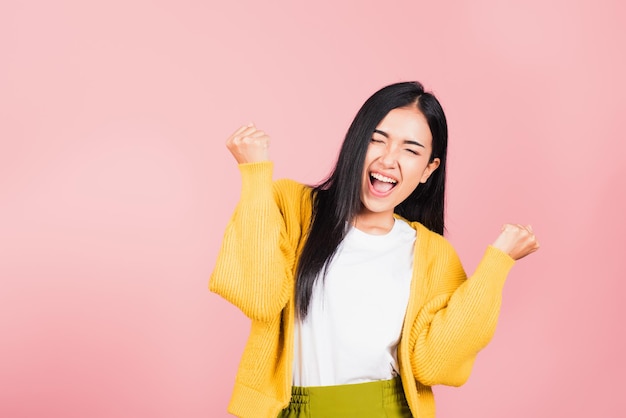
[293,218,416,387]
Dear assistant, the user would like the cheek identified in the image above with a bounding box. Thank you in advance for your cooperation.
[404,178,421,195]
[362,150,376,174]
[402,157,425,175]
[403,161,429,187]
[363,147,376,163]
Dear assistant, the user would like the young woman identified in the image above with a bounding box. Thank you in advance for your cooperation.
[210,81,539,418]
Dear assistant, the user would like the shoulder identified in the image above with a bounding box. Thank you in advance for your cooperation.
[272,178,314,218]
[273,178,309,194]
[273,179,312,203]
[407,221,460,264]
[405,222,466,289]
[406,221,453,249]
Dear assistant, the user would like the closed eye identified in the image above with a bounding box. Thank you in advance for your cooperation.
[370,138,385,144]
[405,148,420,155]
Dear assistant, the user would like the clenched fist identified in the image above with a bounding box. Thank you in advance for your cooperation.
[226,123,270,164]
[492,224,540,261]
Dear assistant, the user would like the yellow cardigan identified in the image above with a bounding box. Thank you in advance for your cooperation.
[210,162,515,418]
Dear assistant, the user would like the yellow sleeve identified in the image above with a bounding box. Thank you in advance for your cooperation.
[410,244,515,387]
[209,162,309,322]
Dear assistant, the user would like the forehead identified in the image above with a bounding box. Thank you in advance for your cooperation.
[375,107,433,145]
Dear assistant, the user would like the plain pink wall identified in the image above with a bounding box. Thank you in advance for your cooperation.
[1,1,624,417]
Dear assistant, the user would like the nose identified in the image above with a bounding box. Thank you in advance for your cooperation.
[379,145,398,168]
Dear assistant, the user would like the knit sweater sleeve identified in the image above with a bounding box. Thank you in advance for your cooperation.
[209,162,307,322]
[409,237,515,387]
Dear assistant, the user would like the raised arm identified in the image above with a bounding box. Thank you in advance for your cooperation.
[209,124,307,322]
[410,224,539,386]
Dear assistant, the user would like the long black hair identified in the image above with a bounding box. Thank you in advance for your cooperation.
[295,81,448,319]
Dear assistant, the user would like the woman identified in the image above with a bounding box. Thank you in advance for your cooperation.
[210,81,539,418]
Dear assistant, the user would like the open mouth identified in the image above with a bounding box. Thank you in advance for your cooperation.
[370,172,397,194]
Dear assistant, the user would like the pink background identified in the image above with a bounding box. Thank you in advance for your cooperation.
[1,1,624,417]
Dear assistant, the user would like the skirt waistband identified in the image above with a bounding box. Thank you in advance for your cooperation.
[283,376,410,416]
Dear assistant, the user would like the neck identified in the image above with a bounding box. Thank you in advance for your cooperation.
[353,211,395,235]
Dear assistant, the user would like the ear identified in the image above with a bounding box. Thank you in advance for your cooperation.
[420,158,440,183]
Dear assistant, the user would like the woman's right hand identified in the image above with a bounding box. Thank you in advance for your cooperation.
[226,123,270,164]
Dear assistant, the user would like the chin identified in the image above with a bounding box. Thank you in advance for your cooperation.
[361,201,393,215]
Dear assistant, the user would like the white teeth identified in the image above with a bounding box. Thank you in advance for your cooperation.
[371,172,397,183]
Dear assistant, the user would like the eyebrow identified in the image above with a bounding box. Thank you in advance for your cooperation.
[373,129,425,148]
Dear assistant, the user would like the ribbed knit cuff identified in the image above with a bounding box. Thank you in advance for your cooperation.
[238,161,274,198]
[476,245,516,291]
[485,245,516,267]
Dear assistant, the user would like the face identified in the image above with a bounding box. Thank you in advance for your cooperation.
[359,106,440,220]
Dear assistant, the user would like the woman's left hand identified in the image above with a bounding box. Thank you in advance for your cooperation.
[491,224,540,261]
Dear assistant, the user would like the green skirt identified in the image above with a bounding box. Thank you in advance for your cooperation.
[277,377,412,418]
